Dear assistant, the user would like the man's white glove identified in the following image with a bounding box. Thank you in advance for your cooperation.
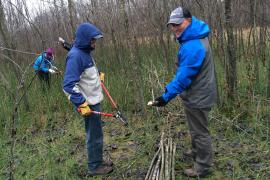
[48,69,56,74]
[58,37,65,44]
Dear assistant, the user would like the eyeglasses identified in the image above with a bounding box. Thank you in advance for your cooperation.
[170,23,181,27]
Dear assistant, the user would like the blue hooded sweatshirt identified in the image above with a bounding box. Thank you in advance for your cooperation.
[63,23,104,107]
[162,16,216,108]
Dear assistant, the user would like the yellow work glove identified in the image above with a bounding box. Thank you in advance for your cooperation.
[99,72,105,82]
[77,102,92,116]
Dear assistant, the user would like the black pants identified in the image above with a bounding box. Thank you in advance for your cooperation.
[38,72,50,91]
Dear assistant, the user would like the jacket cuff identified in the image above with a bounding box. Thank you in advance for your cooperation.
[162,93,170,103]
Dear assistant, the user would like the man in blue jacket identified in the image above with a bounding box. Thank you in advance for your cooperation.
[63,23,113,175]
[33,48,57,90]
[150,7,217,177]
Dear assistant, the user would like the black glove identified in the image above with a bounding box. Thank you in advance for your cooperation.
[152,96,167,107]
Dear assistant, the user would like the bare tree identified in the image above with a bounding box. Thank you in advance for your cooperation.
[224,0,237,101]
[68,0,77,33]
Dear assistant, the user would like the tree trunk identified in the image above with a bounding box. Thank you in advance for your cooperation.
[224,0,237,101]
[68,0,77,33]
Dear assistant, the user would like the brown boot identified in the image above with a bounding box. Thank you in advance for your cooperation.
[88,165,113,176]
[102,159,113,166]
[184,168,209,177]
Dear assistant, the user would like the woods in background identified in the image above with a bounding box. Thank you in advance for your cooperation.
[0,0,270,179]
[1,0,269,111]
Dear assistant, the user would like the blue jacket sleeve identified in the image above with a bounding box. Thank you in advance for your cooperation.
[63,54,86,107]
[33,55,49,73]
[162,42,206,102]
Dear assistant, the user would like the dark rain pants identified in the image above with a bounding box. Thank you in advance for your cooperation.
[37,71,51,90]
[184,105,213,173]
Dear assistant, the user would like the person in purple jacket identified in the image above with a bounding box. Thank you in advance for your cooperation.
[62,23,113,175]
[150,7,217,177]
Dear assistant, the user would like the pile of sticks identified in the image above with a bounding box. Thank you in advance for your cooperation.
[145,133,177,180]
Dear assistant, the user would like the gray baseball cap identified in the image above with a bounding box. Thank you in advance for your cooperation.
[93,34,103,39]
[167,7,185,26]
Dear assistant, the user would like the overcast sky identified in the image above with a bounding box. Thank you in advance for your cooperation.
[24,0,69,17]
[25,0,50,16]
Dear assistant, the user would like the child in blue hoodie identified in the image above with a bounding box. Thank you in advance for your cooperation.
[63,23,113,176]
[149,7,217,177]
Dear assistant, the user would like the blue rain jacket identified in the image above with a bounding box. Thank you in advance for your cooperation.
[162,16,210,102]
[33,52,53,73]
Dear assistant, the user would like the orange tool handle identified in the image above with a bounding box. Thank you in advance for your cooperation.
[77,108,114,117]
[101,82,117,109]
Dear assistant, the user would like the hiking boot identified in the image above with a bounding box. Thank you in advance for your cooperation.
[184,168,209,177]
[102,159,113,166]
[183,149,196,158]
[88,165,113,176]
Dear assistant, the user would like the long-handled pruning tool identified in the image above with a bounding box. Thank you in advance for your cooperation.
[99,82,128,126]
[86,82,128,126]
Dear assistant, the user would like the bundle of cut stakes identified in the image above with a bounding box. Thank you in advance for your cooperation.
[145,133,176,180]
